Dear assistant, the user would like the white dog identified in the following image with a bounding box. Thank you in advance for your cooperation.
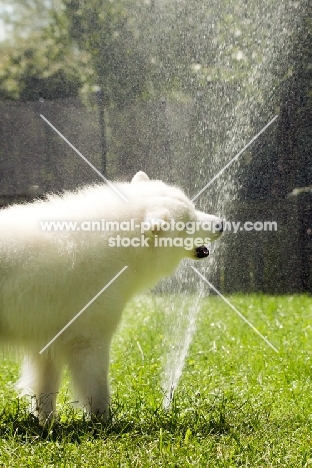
[0,171,222,422]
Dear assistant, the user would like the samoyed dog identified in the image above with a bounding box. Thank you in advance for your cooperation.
[0,171,222,422]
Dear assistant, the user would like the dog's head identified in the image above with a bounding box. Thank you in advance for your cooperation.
[131,171,223,260]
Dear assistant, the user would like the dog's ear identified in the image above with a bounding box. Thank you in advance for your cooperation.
[144,208,170,235]
[131,171,150,183]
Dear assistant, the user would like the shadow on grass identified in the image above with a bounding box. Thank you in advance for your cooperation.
[0,392,254,443]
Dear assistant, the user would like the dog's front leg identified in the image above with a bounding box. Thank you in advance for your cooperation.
[66,339,111,421]
[17,353,62,424]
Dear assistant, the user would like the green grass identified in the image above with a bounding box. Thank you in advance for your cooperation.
[0,294,312,467]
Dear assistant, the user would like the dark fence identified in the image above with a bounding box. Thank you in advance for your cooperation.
[0,97,194,198]
[0,98,103,196]
[213,196,312,294]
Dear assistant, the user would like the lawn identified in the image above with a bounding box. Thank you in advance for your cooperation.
[0,294,311,467]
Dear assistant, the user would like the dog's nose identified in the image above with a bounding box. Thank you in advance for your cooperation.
[195,245,209,258]
[218,221,224,233]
